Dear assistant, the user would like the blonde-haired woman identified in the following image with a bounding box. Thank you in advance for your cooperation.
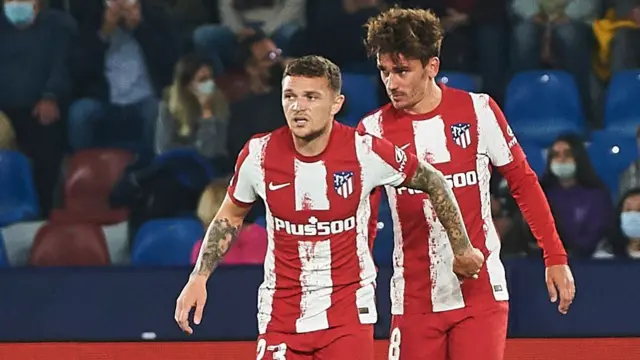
[155,53,230,166]
[191,177,267,265]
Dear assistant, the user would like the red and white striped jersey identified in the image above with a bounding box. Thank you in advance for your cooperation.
[227,121,418,334]
[359,85,526,315]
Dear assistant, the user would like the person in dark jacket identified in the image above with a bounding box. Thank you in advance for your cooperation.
[0,0,76,216]
[68,0,181,154]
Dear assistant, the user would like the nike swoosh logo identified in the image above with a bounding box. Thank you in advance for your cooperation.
[400,143,411,150]
[268,182,290,191]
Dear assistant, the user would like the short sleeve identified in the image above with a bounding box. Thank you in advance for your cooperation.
[477,95,526,169]
[359,132,419,188]
[227,140,258,207]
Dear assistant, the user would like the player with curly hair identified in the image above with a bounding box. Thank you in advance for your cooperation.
[360,7,576,360]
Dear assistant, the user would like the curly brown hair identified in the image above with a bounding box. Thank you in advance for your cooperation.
[283,55,342,93]
[364,7,444,64]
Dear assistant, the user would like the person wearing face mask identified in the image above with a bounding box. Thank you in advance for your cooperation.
[155,53,230,163]
[540,133,615,257]
[595,188,640,259]
[110,54,231,245]
[0,0,76,216]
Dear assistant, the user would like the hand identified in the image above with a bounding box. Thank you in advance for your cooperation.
[101,1,121,36]
[32,99,60,125]
[122,0,141,30]
[545,264,575,314]
[236,27,256,40]
[174,275,208,334]
[453,247,484,279]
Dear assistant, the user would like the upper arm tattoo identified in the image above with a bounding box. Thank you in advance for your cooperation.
[405,161,473,255]
[193,218,241,277]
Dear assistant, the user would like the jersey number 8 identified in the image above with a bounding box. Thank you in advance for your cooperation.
[257,339,287,360]
[388,327,401,360]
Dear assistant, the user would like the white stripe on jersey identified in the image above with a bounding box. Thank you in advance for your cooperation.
[296,239,333,332]
[413,117,451,165]
[354,131,382,324]
[413,117,464,312]
[294,159,330,211]
[472,93,509,300]
[386,187,406,315]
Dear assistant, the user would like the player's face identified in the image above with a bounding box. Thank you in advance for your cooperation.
[282,75,344,141]
[377,53,439,110]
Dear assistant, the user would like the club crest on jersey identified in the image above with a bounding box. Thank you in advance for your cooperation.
[451,123,472,149]
[333,171,354,199]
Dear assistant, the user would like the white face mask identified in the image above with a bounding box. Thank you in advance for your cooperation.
[195,80,215,96]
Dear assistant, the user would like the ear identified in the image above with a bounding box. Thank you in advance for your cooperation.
[425,57,440,79]
[330,93,345,117]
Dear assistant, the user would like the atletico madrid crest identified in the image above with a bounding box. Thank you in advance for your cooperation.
[451,123,472,149]
[333,171,354,199]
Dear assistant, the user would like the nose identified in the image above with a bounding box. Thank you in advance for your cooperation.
[291,99,307,111]
[385,73,399,91]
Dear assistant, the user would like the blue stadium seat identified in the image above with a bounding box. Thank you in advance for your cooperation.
[505,71,585,146]
[436,72,478,92]
[373,192,394,266]
[587,132,638,197]
[131,218,205,266]
[339,73,379,127]
[604,70,640,134]
[0,232,8,267]
[519,141,546,177]
[0,151,39,226]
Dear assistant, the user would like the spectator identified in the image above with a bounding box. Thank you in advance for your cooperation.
[402,0,509,102]
[226,31,287,160]
[594,188,640,258]
[611,188,640,258]
[190,177,267,265]
[592,1,640,93]
[68,0,181,154]
[540,133,614,257]
[618,126,640,197]
[0,0,75,216]
[511,0,599,123]
[193,0,305,74]
[155,53,230,171]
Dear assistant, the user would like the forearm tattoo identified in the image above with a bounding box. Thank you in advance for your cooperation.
[193,218,241,277]
[406,162,473,255]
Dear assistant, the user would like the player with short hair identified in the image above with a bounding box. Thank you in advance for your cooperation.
[174,55,484,360]
[361,7,576,360]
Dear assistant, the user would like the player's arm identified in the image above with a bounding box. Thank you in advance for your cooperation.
[479,94,574,313]
[479,95,568,265]
[404,161,474,256]
[192,141,258,279]
[192,197,251,278]
[362,132,482,276]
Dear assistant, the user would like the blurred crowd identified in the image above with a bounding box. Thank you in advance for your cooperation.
[1,0,640,266]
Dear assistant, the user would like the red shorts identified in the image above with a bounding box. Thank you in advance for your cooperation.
[388,301,509,360]
[257,323,373,360]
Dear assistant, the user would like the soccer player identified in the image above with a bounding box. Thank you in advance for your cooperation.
[360,8,577,360]
[174,55,484,360]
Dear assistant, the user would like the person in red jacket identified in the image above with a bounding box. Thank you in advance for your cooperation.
[359,7,576,360]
